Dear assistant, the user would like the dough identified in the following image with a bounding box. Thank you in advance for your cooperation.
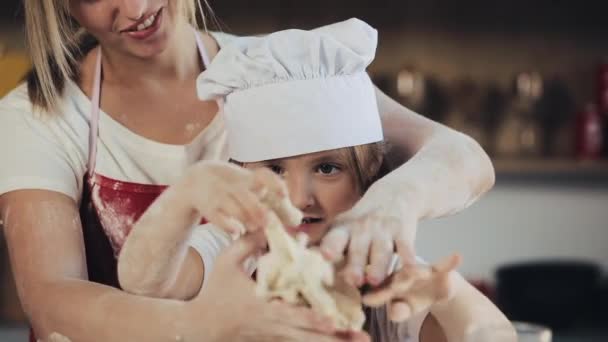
[256,197,365,330]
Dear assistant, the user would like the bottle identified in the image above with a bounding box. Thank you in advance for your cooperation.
[495,72,544,158]
[597,62,608,157]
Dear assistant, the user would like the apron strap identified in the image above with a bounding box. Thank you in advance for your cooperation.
[87,48,103,174]
[194,28,212,68]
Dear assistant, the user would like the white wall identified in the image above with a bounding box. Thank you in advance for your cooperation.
[416,183,608,282]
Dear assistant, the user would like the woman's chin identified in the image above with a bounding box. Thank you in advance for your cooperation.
[123,34,170,58]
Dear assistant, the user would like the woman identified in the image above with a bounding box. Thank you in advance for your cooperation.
[0,1,494,341]
[118,20,515,341]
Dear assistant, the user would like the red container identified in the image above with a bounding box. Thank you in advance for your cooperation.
[599,62,608,157]
[574,103,603,160]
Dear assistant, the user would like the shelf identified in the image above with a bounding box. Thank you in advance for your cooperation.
[493,159,608,186]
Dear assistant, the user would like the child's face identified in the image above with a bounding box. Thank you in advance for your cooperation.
[246,150,361,244]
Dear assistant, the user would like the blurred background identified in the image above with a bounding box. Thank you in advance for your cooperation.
[1,0,608,341]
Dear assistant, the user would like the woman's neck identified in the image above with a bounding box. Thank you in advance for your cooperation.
[100,21,201,87]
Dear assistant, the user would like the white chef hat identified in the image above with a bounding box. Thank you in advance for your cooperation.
[197,18,383,162]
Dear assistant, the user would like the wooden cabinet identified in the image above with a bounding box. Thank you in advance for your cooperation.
[0,49,30,98]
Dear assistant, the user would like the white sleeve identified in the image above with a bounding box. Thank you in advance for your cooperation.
[0,85,87,201]
[187,224,233,289]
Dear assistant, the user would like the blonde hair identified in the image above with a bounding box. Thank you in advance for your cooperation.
[340,142,390,194]
[24,0,215,112]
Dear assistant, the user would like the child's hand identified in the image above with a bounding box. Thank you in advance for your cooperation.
[361,254,461,322]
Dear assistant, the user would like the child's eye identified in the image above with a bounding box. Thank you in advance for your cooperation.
[267,164,284,175]
[316,163,341,175]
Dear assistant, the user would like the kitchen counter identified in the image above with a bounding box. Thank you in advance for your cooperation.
[494,159,608,186]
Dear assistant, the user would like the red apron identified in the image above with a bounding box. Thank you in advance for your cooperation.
[30,30,211,341]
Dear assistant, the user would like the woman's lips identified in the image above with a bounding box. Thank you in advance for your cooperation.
[123,8,163,41]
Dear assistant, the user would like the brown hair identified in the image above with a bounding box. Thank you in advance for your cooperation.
[23,0,216,112]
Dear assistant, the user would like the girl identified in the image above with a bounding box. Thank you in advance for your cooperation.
[119,19,516,342]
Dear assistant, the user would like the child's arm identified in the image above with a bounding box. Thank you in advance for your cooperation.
[365,279,514,342]
[396,272,516,342]
[181,225,234,294]
[429,273,517,342]
[362,255,516,342]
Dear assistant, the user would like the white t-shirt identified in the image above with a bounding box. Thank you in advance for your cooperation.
[0,81,229,200]
[0,32,235,286]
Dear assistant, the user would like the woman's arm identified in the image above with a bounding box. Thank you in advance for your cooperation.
[116,178,206,299]
[2,190,347,342]
[0,190,195,341]
[117,162,289,300]
[321,87,495,286]
[375,86,495,220]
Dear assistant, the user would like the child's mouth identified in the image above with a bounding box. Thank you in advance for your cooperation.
[301,217,323,224]
[291,217,324,233]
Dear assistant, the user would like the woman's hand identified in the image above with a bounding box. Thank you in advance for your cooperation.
[179,161,289,235]
[185,232,370,342]
[118,161,288,299]
[320,179,420,287]
[320,86,495,289]
[361,254,461,322]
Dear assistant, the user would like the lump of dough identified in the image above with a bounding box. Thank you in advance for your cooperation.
[255,195,365,330]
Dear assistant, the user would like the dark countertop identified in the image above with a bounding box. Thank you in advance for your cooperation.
[2,324,607,341]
